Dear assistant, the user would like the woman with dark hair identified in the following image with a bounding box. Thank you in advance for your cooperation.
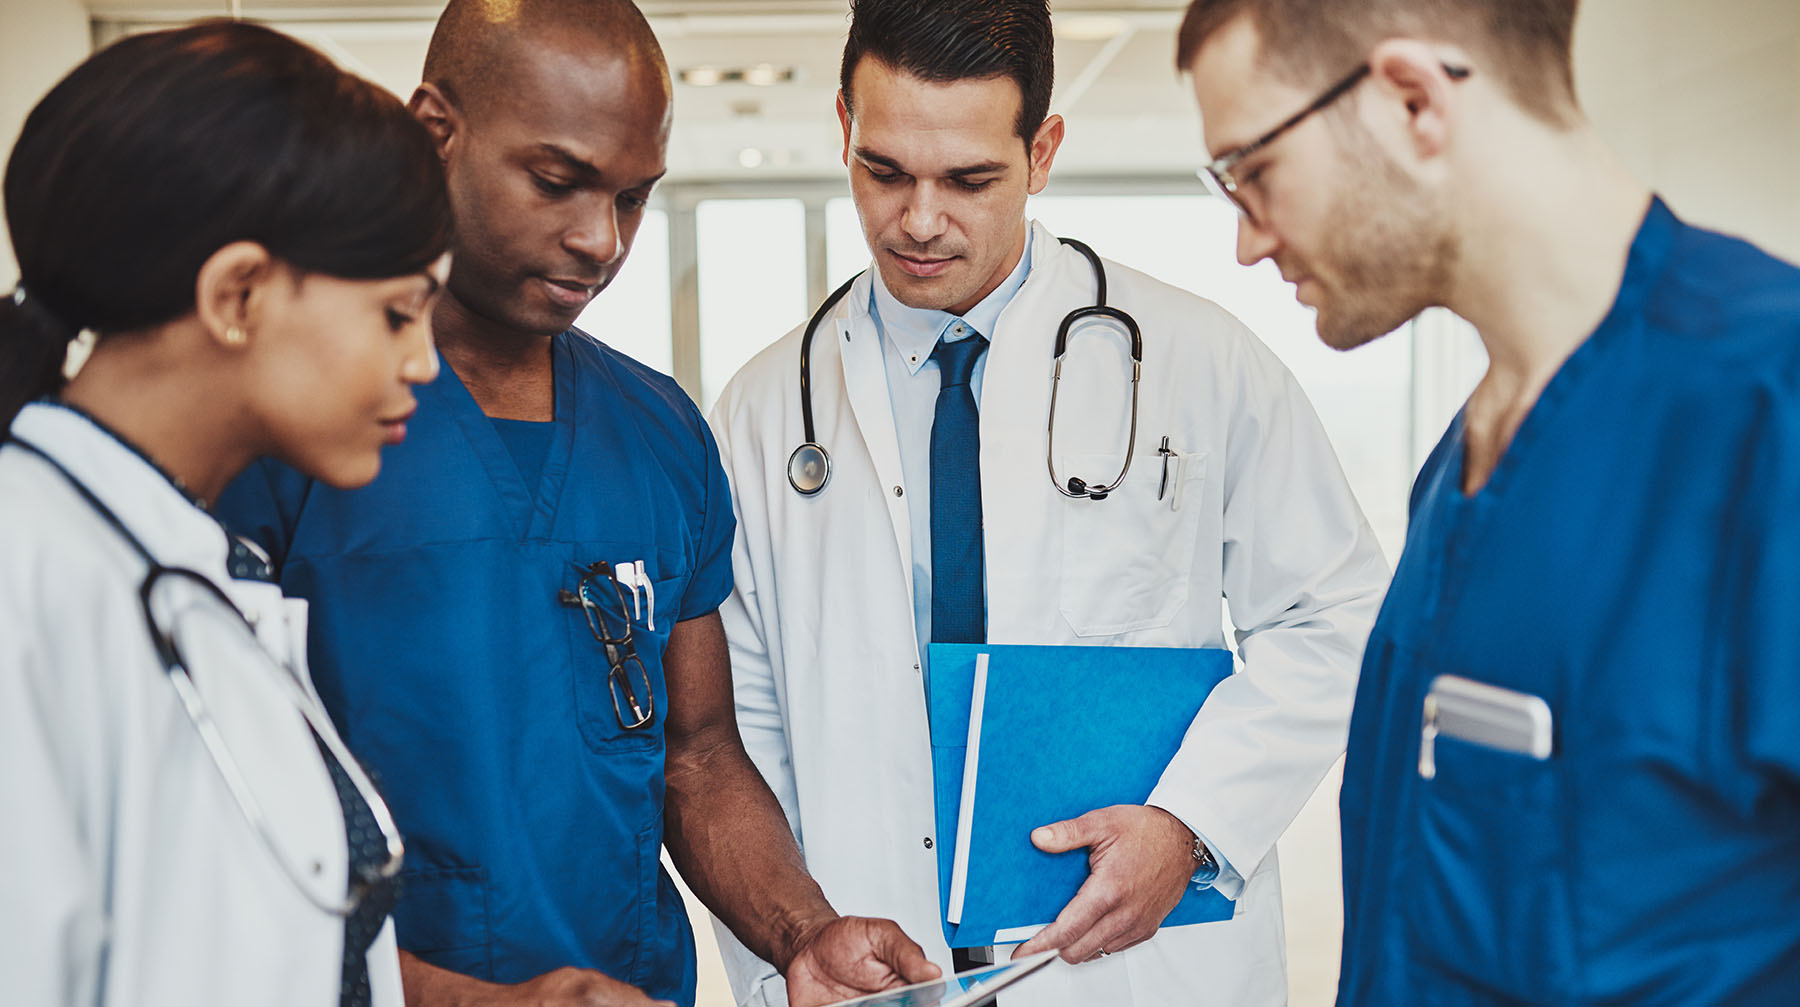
[0,20,451,1007]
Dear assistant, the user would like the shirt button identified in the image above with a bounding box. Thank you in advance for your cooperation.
[923,837,934,849]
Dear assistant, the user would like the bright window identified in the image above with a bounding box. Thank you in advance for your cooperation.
[575,209,672,377]
[696,198,808,409]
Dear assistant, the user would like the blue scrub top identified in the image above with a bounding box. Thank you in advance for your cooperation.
[218,330,735,1006]
[1338,199,1800,1007]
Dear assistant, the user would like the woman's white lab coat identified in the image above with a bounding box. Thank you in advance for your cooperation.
[707,223,1390,1007]
[0,403,403,1007]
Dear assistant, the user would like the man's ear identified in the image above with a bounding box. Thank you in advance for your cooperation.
[1365,39,1464,161]
[408,82,462,163]
[193,241,275,350]
[1026,114,1066,195]
[836,91,853,168]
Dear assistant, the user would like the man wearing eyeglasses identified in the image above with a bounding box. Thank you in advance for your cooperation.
[1180,2,1800,1005]
[705,2,1391,1005]
[217,3,940,1007]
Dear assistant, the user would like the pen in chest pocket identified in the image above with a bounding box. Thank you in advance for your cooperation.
[613,559,654,631]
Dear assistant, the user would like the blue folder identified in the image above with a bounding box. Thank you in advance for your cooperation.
[927,643,1237,948]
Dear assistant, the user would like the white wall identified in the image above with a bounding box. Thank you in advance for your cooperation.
[0,0,90,288]
[1578,0,1800,263]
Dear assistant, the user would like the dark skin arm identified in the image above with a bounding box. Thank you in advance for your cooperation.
[399,954,673,1007]
[660,612,939,1006]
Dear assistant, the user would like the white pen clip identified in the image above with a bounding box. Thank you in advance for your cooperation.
[637,561,655,632]
[615,559,643,622]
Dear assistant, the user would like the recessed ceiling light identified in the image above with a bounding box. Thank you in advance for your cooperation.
[680,65,723,87]
[737,147,765,169]
[1056,15,1129,42]
[742,63,781,87]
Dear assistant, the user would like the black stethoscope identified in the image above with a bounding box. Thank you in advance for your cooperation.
[788,236,1143,500]
[10,436,405,917]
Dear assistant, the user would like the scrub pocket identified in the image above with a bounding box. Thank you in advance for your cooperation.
[393,866,493,979]
[1058,449,1206,637]
[1403,718,1575,1001]
[565,565,682,753]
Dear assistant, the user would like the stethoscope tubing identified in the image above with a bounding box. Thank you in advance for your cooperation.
[8,435,404,918]
[788,236,1142,501]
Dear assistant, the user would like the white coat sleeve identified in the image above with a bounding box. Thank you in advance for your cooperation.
[0,562,108,1006]
[1146,325,1389,896]
[706,391,798,1007]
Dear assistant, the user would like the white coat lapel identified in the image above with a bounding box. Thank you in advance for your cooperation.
[832,282,915,601]
[979,226,1085,637]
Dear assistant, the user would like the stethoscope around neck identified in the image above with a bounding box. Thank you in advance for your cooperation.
[787,235,1143,500]
[10,436,405,918]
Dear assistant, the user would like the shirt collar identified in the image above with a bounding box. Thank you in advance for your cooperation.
[9,401,234,572]
[871,226,1035,375]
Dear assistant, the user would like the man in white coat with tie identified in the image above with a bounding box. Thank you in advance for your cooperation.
[707,1,1390,1003]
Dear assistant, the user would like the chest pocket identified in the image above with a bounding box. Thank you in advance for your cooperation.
[563,560,684,752]
[1400,664,1575,1001]
[1057,448,1207,637]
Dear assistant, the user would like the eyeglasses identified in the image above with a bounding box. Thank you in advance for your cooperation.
[558,561,655,731]
[1200,62,1471,225]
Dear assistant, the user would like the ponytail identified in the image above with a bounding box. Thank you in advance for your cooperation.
[0,287,77,431]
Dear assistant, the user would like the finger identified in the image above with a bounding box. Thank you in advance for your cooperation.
[871,923,942,984]
[1015,877,1117,960]
[1058,906,1137,965]
[1031,810,1103,854]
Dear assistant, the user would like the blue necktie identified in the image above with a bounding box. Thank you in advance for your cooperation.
[930,330,988,644]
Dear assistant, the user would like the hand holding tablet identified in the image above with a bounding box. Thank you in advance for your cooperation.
[820,951,1060,1007]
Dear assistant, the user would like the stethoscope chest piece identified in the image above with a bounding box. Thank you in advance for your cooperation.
[788,442,831,496]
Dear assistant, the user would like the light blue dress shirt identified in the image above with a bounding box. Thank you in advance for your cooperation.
[869,229,1033,669]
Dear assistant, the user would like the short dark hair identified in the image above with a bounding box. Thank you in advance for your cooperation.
[840,0,1054,145]
[1175,0,1580,124]
[1,20,453,428]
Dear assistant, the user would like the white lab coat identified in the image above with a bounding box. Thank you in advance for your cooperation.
[0,403,404,1007]
[706,223,1390,1007]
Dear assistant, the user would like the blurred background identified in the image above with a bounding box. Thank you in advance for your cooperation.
[3,1,1797,1003]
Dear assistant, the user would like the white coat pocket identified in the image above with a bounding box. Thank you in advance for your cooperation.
[1058,449,1206,637]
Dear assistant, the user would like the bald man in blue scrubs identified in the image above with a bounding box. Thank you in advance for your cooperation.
[218,3,936,1006]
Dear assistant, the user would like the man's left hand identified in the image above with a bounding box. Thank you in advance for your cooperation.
[783,916,942,1007]
[1013,805,1197,964]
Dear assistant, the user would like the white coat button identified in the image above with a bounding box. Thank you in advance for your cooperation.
[923,837,934,849]
[893,486,904,497]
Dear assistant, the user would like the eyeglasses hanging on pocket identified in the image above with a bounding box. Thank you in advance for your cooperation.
[1419,674,1554,780]
[558,560,655,731]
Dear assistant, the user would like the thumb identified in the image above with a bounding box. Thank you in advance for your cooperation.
[1031,814,1095,854]
[873,922,942,984]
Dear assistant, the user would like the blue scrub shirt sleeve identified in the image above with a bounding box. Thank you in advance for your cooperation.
[215,458,313,573]
[1728,381,1800,796]
[678,408,739,622]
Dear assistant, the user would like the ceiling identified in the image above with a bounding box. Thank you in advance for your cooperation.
[84,2,1209,181]
[83,1,1207,183]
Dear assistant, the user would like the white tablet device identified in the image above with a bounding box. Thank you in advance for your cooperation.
[821,950,1060,1007]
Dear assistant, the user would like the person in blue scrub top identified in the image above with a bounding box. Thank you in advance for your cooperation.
[217,3,939,1007]
[1181,1,1800,1005]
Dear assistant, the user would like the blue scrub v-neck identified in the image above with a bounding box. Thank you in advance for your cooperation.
[429,335,577,541]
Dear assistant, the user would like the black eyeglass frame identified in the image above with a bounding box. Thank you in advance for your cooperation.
[1201,62,1471,223]
[558,561,656,731]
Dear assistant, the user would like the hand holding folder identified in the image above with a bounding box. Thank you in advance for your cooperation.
[927,644,1237,949]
